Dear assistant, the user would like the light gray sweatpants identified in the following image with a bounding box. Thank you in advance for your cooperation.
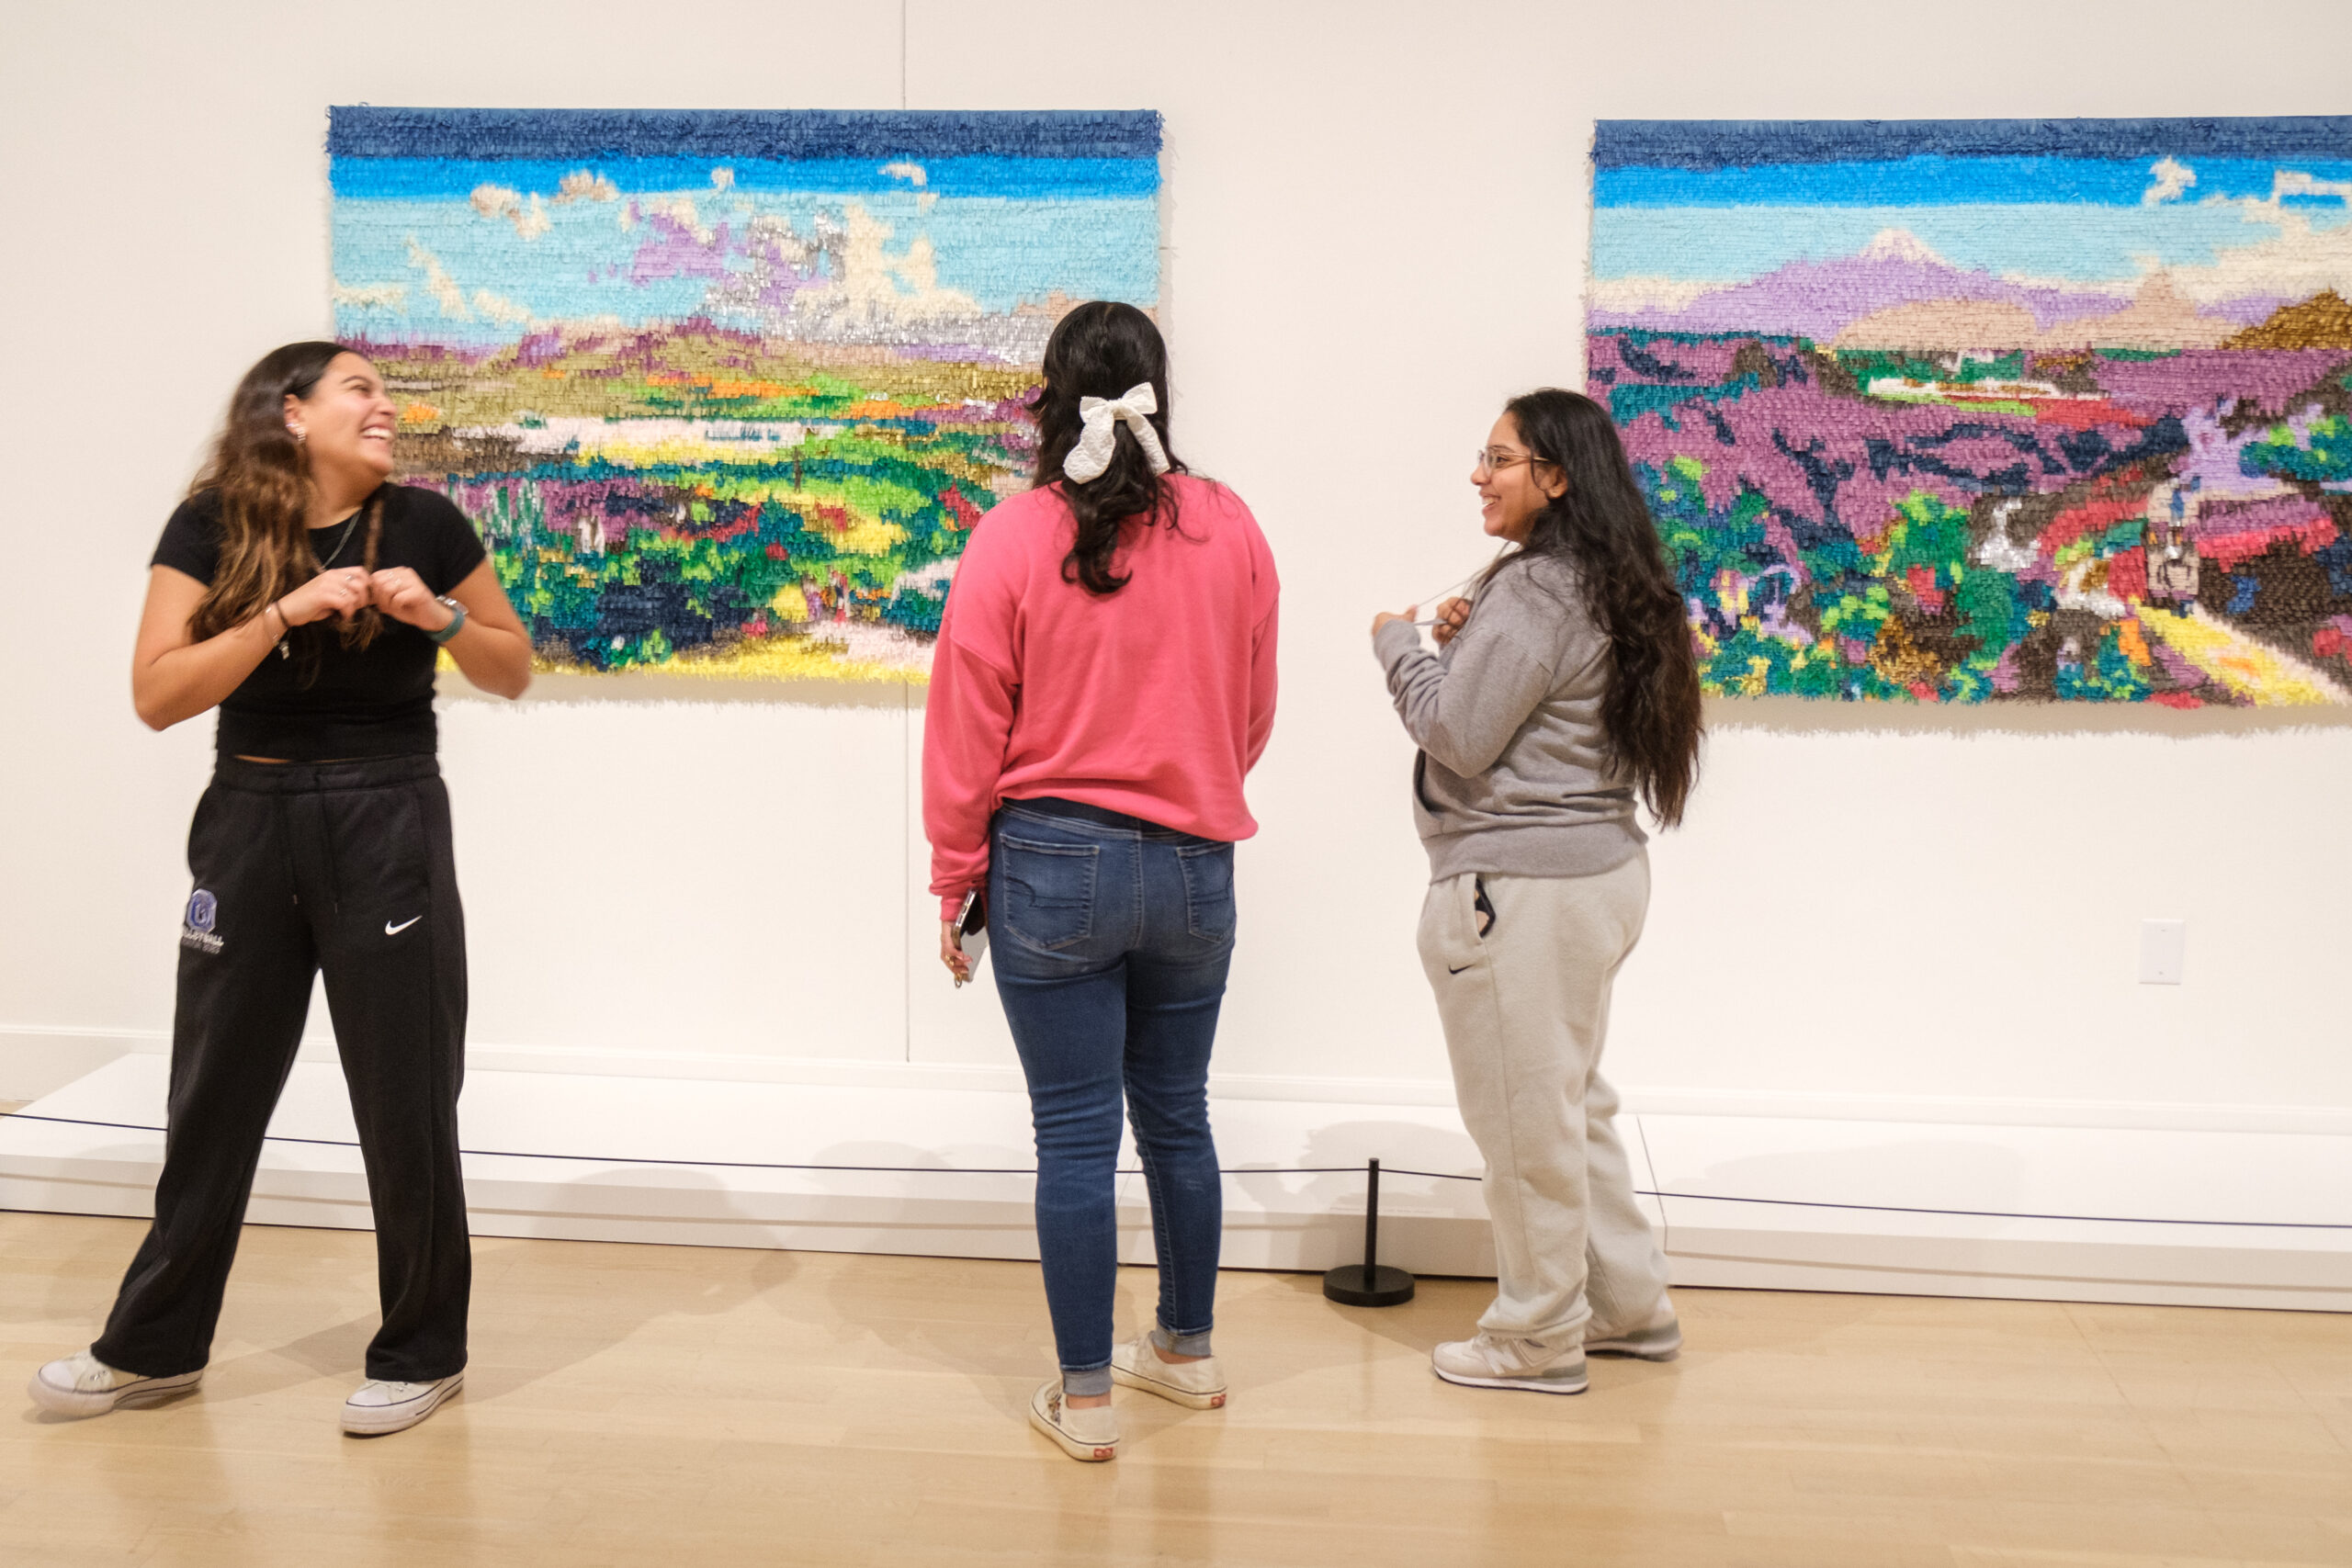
[1417,853,1670,1342]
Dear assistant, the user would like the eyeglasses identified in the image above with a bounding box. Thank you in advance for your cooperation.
[1473,447,1553,476]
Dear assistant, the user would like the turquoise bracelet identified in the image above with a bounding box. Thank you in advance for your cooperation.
[428,596,468,645]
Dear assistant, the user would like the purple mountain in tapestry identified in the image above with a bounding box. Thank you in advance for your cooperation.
[1590,117,2352,705]
[1594,231,2286,342]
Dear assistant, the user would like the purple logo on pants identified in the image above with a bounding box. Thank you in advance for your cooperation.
[182,888,223,954]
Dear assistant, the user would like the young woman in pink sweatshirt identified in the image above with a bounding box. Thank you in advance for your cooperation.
[922,302,1280,1462]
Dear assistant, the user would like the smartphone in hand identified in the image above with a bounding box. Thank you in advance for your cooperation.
[955,886,989,987]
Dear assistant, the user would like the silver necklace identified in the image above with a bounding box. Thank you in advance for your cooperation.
[277,504,368,660]
[315,505,364,569]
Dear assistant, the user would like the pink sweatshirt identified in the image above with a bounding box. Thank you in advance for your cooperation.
[923,474,1281,920]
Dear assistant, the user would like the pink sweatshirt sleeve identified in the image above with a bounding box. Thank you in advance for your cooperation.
[1244,518,1281,772]
[922,531,1020,922]
[1246,598,1279,771]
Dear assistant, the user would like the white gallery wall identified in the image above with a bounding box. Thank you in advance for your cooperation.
[4,0,2349,1141]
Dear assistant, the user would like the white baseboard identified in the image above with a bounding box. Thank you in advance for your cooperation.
[0,1029,160,1102]
[0,1055,1500,1276]
[6,1055,2346,1312]
[8,1023,2350,1134]
[1623,1085,2352,1137]
[1637,1113,2352,1312]
[1662,1172,2352,1313]
[1663,1256,2351,1313]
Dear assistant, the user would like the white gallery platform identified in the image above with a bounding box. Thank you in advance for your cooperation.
[5,1053,2347,1313]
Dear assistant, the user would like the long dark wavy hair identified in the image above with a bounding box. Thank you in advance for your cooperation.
[1485,389,1703,826]
[187,341,385,657]
[1029,301,1188,594]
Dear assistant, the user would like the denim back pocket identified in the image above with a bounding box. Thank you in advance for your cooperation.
[999,836,1100,951]
[1175,841,1237,944]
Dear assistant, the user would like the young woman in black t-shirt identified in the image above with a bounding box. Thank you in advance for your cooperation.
[28,342,531,1437]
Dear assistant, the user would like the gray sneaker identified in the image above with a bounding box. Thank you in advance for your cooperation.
[1586,1300,1682,1361]
[28,1349,202,1417]
[1430,1333,1589,1393]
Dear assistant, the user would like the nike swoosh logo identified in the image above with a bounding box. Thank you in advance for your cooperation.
[1448,963,1474,975]
[384,917,423,936]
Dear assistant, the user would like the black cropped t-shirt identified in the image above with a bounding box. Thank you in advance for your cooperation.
[151,484,489,760]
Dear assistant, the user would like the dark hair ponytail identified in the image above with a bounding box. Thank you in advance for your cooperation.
[1490,389,1703,826]
[1029,301,1187,594]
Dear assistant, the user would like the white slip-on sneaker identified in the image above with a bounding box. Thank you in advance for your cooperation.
[1586,1298,1683,1361]
[27,1349,202,1417]
[341,1372,463,1437]
[1111,1333,1227,1410]
[1430,1332,1589,1394]
[1028,1379,1118,1462]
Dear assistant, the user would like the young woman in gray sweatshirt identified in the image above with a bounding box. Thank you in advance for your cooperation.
[1371,388,1703,1395]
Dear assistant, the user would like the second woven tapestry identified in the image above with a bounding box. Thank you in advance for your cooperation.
[331,107,1161,681]
[1591,117,2352,705]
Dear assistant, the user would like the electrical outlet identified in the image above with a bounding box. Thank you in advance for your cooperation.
[2139,919,2187,985]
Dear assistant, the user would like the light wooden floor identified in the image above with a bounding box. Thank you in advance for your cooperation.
[1,1212,2346,1568]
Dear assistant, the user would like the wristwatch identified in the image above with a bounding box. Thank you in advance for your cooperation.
[428,596,468,644]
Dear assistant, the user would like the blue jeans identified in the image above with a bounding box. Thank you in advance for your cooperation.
[989,797,1234,1392]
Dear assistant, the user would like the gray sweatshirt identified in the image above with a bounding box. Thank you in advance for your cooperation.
[1374,555,1645,881]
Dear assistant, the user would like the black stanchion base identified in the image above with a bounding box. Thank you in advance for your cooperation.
[1322,1263,1416,1307]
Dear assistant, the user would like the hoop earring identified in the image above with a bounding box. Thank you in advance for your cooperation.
[288,424,306,443]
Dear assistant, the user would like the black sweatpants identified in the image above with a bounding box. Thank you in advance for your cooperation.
[93,753,470,1382]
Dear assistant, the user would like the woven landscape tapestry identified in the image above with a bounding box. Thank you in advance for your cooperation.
[330,107,1161,681]
[1590,118,2352,705]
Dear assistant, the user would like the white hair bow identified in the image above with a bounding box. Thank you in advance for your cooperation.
[1062,381,1170,484]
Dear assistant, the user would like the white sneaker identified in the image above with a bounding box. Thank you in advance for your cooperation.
[341,1371,463,1436]
[1430,1332,1589,1394]
[1028,1379,1118,1461]
[1111,1333,1227,1409]
[1586,1298,1683,1361]
[27,1349,202,1417]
